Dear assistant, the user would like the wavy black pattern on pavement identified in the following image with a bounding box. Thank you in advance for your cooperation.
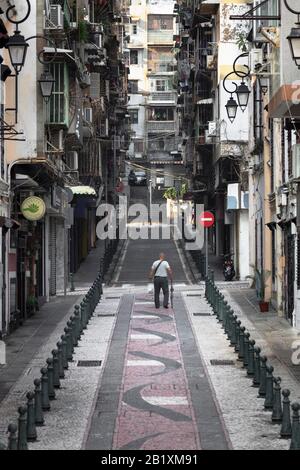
[119,433,163,450]
[130,350,181,377]
[123,383,192,422]
[134,310,172,323]
[132,327,176,345]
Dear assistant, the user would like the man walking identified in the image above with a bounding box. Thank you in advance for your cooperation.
[149,253,173,309]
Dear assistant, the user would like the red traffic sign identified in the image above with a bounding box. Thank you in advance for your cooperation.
[199,211,215,228]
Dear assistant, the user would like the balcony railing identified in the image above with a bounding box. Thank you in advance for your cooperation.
[147,60,177,73]
[147,121,175,132]
[148,92,177,103]
[148,31,174,44]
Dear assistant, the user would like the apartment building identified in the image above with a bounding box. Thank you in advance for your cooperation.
[0,0,129,337]
[127,0,183,188]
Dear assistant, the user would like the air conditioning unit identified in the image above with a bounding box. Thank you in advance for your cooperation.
[208,121,217,137]
[292,144,300,179]
[49,5,64,29]
[66,151,79,171]
[84,107,93,123]
[249,48,264,74]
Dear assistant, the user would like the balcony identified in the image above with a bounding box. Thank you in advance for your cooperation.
[148,31,174,45]
[147,92,177,104]
[147,121,175,132]
[147,60,177,74]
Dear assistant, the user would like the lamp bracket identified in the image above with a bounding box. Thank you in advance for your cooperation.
[0,117,25,141]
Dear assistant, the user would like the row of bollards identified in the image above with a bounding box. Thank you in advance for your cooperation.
[205,269,300,450]
[2,271,104,450]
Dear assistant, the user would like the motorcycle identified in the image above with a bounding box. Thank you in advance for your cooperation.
[223,254,235,281]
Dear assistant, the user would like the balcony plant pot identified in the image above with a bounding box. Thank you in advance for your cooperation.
[259,301,269,313]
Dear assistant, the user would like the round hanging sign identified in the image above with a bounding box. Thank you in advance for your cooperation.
[21,196,46,221]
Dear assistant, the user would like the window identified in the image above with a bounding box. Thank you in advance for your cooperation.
[130,50,138,65]
[129,109,139,124]
[148,15,173,31]
[128,80,139,94]
[156,80,171,92]
[47,62,69,126]
[148,107,174,121]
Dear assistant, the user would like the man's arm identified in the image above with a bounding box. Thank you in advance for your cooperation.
[149,267,154,280]
[167,267,173,282]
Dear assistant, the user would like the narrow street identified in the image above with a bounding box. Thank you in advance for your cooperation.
[0,210,299,451]
[1,0,300,456]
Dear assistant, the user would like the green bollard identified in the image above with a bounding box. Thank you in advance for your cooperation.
[272,377,283,423]
[52,349,61,389]
[281,389,292,438]
[74,305,81,341]
[80,300,87,331]
[224,305,231,337]
[40,368,50,411]
[230,314,237,347]
[290,402,300,450]
[56,341,65,379]
[235,320,241,352]
[46,358,56,400]
[238,326,245,361]
[243,332,250,368]
[26,391,37,442]
[259,356,268,398]
[247,339,255,376]
[253,346,261,387]
[70,273,75,292]
[7,423,17,450]
[61,334,68,370]
[264,365,274,409]
[33,379,44,426]
[17,406,28,450]
[69,316,77,348]
[67,320,75,352]
[64,326,73,361]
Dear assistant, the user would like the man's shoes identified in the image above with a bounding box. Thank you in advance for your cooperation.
[164,305,169,309]
[155,306,160,309]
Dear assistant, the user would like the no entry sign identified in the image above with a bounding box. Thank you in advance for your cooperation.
[200,211,215,228]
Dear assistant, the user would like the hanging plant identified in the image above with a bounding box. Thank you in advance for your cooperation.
[78,20,88,43]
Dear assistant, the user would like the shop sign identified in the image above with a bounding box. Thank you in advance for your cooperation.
[21,196,46,221]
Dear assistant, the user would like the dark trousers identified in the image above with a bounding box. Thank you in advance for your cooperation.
[154,276,169,308]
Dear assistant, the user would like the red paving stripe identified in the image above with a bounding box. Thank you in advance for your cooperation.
[113,294,201,450]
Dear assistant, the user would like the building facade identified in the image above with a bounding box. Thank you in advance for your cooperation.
[127,0,183,189]
[0,0,129,337]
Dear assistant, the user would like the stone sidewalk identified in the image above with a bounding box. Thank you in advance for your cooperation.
[225,288,300,384]
[0,241,105,406]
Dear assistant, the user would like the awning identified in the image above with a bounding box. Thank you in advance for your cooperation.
[67,186,97,196]
[197,98,213,105]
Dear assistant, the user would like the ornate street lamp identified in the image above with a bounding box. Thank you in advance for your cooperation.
[0,0,57,122]
[225,95,239,123]
[236,81,251,112]
[284,1,300,68]
[6,30,29,73]
[223,52,251,123]
[258,76,269,95]
[38,71,55,102]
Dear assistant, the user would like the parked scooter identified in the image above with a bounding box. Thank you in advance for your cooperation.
[223,254,235,281]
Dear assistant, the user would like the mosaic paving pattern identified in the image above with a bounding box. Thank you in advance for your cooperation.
[113,293,200,450]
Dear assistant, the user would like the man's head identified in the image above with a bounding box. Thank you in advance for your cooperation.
[159,252,165,260]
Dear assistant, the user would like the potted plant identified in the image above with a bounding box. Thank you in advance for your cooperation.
[247,268,271,312]
[26,295,38,317]
[256,269,271,312]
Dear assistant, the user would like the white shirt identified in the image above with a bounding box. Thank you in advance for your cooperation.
[152,260,170,277]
